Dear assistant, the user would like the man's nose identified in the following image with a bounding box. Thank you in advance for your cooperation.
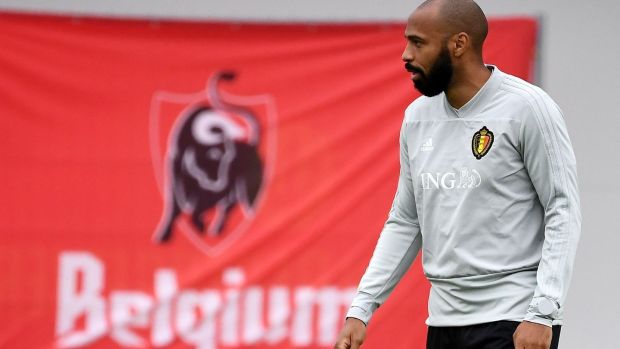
[402,43,414,62]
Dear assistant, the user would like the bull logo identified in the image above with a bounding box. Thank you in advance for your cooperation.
[150,71,276,255]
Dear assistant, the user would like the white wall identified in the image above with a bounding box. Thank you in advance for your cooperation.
[1,0,618,347]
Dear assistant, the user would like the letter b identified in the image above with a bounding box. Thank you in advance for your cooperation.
[55,252,107,348]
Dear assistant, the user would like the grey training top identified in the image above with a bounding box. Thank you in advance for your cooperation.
[346,66,581,327]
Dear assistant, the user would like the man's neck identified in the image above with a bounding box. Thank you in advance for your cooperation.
[444,64,492,110]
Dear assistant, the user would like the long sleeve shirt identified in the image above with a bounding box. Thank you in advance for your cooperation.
[346,66,581,327]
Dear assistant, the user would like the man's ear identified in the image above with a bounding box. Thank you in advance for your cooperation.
[452,32,469,58]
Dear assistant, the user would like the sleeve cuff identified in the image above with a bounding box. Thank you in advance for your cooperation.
[523,312,553,327]
[345,306,373,325]
[524,296,560,328]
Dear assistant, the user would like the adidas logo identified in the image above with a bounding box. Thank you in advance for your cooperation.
[421,138,434,152]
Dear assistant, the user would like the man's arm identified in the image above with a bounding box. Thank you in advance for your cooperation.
[511,90,581,349]
[519,91,581,328]
[335,118,422,349]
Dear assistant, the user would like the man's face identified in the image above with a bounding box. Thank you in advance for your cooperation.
[407,44,453,97]
[402,8,454,97]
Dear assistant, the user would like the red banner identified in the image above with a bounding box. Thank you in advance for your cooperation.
[0,12,537,349]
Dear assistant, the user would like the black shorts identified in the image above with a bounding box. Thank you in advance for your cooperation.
[426,320,562,349]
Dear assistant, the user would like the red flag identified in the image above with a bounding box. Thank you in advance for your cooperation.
[0,12,537,349]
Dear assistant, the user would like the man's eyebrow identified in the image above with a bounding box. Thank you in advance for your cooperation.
[404,34,425,42]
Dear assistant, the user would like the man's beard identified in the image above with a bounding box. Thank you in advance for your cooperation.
[411,46,453,97]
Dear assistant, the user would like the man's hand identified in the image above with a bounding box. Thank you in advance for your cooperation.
[513,320,553,349]
[334,317,367,349]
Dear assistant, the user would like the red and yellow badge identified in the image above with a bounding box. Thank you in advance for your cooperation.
[472,126,494,160]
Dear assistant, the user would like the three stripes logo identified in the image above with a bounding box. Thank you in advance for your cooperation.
[420,138,434,152]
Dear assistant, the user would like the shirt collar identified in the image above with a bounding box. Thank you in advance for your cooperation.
[443,65,504,118]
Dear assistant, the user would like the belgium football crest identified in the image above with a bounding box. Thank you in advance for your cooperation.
[472,126,494,160]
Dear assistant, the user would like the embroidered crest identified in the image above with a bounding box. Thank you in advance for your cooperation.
[472,126,494,160]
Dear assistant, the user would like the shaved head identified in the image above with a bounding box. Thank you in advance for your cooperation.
[402,0,491,97]
[418,0,488,52]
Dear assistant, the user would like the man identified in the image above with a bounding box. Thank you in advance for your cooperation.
[334,0,581,348]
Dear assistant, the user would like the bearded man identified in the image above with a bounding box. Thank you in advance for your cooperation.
[334,1,581,348]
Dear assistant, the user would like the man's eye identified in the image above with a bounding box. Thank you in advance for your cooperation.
[414,41,423,48]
